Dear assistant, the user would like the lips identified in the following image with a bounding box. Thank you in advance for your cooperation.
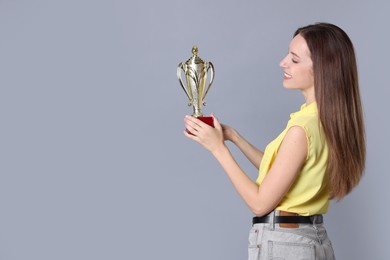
[284,72,292,79]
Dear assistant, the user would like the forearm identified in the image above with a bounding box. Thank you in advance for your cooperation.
[183,116,273,215]
[230,131,264,169]
[211,144,271,216]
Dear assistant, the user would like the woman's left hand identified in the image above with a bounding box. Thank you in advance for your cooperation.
[184,114,225,153]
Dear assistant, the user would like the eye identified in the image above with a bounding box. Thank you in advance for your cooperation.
[292,59,298,64]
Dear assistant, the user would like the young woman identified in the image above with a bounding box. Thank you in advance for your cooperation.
[184,23,365,260]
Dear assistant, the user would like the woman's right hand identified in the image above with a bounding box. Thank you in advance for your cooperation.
[221,124,237,143]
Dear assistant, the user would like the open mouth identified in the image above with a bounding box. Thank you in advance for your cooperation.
[284,72,292,79]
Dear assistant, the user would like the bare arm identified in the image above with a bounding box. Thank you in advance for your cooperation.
[184,115,307,216]
[222,124,264,169]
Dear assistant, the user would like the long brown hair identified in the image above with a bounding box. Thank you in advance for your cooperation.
[294,23,366,199]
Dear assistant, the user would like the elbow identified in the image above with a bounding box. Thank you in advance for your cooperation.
[250,201,277,217]
[251,208,262,216]
[251,205,270,217]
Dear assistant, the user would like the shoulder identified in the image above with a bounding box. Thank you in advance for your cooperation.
[288,112,319,139]
[286,125,307,137]
[289,112,318,128]
[279,126,308,161]
[284,126,308,147]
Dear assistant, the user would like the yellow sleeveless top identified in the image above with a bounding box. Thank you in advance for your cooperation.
[256,102,330,216]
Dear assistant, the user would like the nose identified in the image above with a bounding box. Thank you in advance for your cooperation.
[279,56,287,68]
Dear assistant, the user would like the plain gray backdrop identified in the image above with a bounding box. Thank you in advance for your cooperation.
[0,0,389,259]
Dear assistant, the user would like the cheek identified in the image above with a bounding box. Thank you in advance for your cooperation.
[302,67,314,83]
[302,74,314,85]
[308,71,314,84]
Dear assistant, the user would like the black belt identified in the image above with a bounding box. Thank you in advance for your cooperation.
[252,215,323,225]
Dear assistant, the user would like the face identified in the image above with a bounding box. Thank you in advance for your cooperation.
[279,34,314,93]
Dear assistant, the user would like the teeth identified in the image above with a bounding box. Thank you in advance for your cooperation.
[284,72,292,78]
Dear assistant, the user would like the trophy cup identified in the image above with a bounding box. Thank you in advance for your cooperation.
[177,46,215,127]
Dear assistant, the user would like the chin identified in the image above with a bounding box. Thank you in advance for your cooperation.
[283,84,294,89]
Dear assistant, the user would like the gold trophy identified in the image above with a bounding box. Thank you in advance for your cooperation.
[177,46,215,127]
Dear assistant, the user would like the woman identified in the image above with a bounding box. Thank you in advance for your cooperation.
[184,22,365,260]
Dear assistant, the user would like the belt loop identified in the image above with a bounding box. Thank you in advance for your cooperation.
[312,214,322,228]
[312,215,322,245]
[312,215,317,228]
[269,211,275,230]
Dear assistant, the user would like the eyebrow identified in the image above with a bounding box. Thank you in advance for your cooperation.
[290,51,301,59]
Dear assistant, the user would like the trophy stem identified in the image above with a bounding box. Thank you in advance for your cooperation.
[192,108,203,118]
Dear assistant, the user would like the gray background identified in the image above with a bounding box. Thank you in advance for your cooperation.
[0,0,388,259]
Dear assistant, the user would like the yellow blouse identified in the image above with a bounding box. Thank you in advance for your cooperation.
[256,103,330,216]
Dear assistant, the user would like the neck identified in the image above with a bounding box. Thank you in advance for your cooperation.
[302,87,315,105]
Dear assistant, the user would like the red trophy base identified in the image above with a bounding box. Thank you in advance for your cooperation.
[197,116,214,127]
[186,116,214,135]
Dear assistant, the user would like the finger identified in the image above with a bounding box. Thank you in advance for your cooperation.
[184,130,200,143]
[211,114,222,130]
[185,121,199,134]
[185,115,198,126]
[185,116,205,132]
[185,124,198,135]
[184,130,195,138]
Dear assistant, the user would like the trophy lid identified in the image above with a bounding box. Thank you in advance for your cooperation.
[186,45,205,65]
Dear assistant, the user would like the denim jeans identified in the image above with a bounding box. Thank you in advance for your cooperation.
[248,211,335,260]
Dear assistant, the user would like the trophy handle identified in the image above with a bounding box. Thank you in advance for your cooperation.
[203,62,214,100]
[177,62,192,105]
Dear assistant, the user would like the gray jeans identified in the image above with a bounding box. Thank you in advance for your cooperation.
[248,211,335,260]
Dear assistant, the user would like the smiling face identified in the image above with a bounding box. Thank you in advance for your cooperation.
[279,34,315,102]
